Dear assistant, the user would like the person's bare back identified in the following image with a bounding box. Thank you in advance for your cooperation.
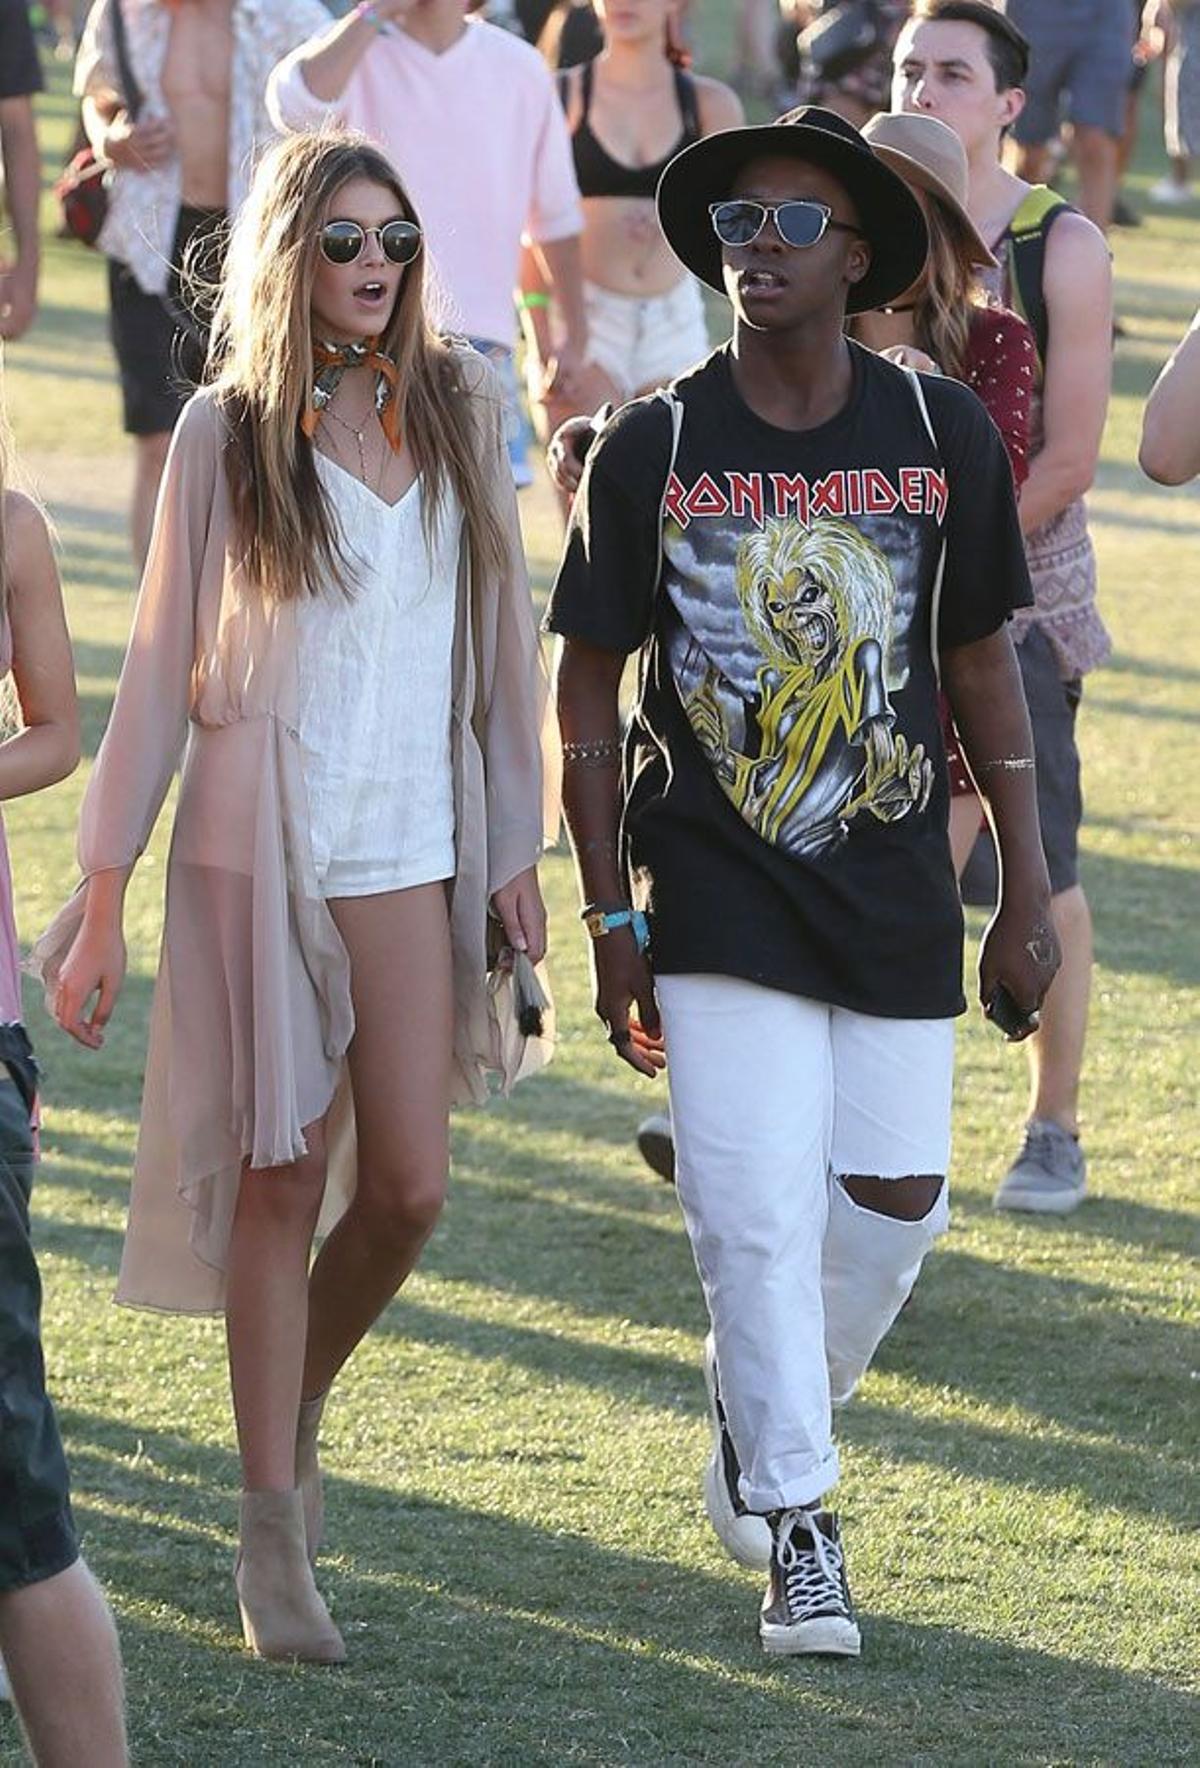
[161,0,233,207]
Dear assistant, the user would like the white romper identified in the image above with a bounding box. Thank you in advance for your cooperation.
[296,455,461,898]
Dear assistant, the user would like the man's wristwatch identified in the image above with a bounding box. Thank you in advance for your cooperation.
[580,903,650,954]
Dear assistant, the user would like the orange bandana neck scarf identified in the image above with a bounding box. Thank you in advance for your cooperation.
[302,337,403,450]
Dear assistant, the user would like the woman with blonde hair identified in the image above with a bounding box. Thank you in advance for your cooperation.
[33,130,553,1665]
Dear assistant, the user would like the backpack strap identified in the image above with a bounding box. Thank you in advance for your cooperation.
[652,387,685,584]
[110,0,143,122]
[902,367,947,687]
[1004,184,1072,374]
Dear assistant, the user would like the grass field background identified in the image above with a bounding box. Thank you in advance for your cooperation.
[1,10,1198,1763]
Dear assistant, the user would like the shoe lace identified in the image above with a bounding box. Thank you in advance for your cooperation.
[1020,1120,1059,1165]
[775,1508,845,1619]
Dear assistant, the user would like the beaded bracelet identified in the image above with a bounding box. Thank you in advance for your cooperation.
[351,1,386,30]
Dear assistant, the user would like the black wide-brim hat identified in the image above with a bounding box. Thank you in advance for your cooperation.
[656,105,930,317]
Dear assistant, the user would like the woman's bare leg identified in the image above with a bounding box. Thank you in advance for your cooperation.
[225,1124,328,1491]
[302,883,454,1399]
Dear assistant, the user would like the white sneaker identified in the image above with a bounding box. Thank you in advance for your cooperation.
[1149,178,1192,206]
[0,1651,10,1701]
[701,1334,772,1571]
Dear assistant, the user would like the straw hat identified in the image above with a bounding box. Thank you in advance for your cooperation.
[860,112,997,269]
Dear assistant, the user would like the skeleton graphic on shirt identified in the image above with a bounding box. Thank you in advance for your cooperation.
[682,516,933,859]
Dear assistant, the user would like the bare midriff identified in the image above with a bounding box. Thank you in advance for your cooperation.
[161,0,233,209]
[580,195,685,298]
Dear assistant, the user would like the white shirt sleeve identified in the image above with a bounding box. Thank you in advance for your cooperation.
[523,63,582,245]
[265,38,342,134]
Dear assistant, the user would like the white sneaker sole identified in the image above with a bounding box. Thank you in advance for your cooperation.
[993,1181,1086,1215]
[760,1615,862,1657]
[702,1336,772,1572]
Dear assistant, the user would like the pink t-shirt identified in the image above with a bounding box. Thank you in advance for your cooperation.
[268,16,582,347]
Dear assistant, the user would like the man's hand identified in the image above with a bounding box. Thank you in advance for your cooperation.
[547,415,594,494]
[0,257,36,340]
[103,111,175,171]
[978,897,1061,1039]
[591,932,665,1078]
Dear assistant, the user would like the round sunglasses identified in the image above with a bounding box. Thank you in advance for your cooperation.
[709,199,862,251]
[318,218,423,267]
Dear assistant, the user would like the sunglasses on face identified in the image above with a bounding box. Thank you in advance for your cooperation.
[317,218,423,266]
[709,199,862,251]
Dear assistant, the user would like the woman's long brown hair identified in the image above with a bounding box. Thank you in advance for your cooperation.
[207,131,508,603]
[911,197,982,385]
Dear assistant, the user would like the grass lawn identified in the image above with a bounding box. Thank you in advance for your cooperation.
[2,16,1198,1765]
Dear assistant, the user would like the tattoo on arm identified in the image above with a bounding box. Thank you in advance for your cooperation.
[977,756,1035,775]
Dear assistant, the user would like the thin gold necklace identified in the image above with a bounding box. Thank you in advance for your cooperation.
[321,402,384,492]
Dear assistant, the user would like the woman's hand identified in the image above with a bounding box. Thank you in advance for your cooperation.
[53,920,127,1049]
[591,933,665,1079]
[881,343,941,375]
[491,866,548,966]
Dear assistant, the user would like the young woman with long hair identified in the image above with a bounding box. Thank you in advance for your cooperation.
[521,0,742,479]
[0,380,129,1762]
[852,111,1037,873]
[33,130,553,1665]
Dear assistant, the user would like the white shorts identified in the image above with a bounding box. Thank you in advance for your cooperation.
[581,275,709,399]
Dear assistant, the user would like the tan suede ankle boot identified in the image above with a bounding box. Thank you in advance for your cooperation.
[295,1390,329,1564]
[234,1488,346,1663]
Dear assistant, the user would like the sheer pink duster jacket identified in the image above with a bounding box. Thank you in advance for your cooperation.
[32,350,556,1314]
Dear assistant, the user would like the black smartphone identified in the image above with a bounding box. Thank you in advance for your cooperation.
[985,983,1040,1041]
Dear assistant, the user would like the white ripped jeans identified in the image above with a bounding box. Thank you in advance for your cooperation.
[657,974,955,1513]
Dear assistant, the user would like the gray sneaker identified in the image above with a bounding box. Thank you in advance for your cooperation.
[994,1119,1087,1214]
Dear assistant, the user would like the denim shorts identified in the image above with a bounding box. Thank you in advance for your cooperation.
[0,1030,78,1594]
[1018,625,1084,896]
[1008,0,1131,142]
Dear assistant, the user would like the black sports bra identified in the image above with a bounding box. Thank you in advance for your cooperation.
[562,59,702,201]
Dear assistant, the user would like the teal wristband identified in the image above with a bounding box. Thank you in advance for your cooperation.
[581,904,650,954]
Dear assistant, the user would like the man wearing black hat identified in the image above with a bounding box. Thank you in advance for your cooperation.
[545,108,1059,1657]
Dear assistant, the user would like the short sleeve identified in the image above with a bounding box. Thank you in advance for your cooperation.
[927,377,1033,652]
[965,306,1036,489]
[0,0,44,98]
[524,59,583,243]
[543,400,672,655]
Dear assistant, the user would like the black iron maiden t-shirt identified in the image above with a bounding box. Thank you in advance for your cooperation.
[546,342,1031,1019]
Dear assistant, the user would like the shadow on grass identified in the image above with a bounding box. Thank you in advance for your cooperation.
[1083,851,1200,988]
[43,1410,1199,1766]
[1105,651,1200,687]
[950,1185,1200,1261]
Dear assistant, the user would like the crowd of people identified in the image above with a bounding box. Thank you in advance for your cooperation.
[0,0,1196,1760]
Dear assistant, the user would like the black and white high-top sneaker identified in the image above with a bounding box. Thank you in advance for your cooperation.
[701,1334,772,1571]
[759,1508,861,1657]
